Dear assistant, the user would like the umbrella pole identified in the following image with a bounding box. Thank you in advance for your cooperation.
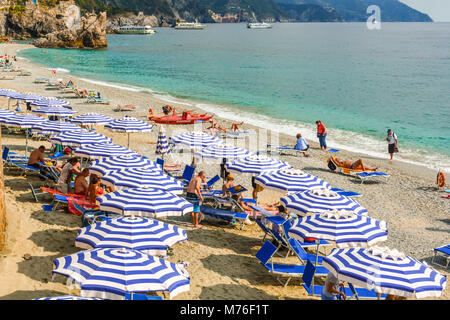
[25,129,28,157]
[127,133,130,149]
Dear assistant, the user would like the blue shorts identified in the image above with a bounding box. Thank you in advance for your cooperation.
[186,192,201,213]
[321,292,336,300]
[193,204,201,213]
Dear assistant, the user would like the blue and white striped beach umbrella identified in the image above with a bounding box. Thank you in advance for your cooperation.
[32,106,76,117]
[254,168,331,194]
[1,114,46,155]
[171,131,222,148]
[0,88,17,97]
[74,143,139,160]
[98,187,193,218]
[52,247,190,299]
[155,125,170,156]
[105,117,153,148]
[7,92,43,102]
[34,296,103,300]
[89,155,160,177]
[0,109,15,119]
[195,143,253,160]
[280,188,368,216]
[288,210,387,248]
[70,113,114,126]
[75,216,188,256]
[50,130,113,147]
[30,98,70,108]
[323,246,447,298]
[101,168,184,194]
[225,154,291,175]
[32,120,81,135]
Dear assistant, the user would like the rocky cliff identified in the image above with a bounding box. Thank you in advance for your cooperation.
[0,0,107,48]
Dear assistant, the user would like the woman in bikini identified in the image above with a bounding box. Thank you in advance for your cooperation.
[333,157,377,171]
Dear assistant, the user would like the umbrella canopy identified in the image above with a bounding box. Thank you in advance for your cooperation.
[280,188,368,216]
[32,106,76,117]
[89,155,160,177]
[288,209,388,248]
[75,215,188,256]
[98,187,193,218]
[0,88,17,97]
[32,120,81,135]
[104,117,154,133]
[7,92,43,102]
[195,143,253,160]
[104,116,153,148]
[70,113,114,126]
[101,168,184,194]
[74,143,139,160]
[34,296,103,300]
[254,168,331,193]
[323,246,447,299]
[50,130,112,147]
[0,108,15,116]
[30,98,70,108]
[225,154,291,175]
[155,125,170,156]
[171,131,222,148]
[52,247,190,299]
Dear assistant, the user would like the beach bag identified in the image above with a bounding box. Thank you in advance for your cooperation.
[394,146,399,153]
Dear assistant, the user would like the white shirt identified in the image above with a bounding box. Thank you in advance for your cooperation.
[387,132,397,145]
[58,162,74,185]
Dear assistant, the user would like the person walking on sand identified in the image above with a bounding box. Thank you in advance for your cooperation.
[316,120,327,151]
[186,171,207,229]
[386,129,398,162]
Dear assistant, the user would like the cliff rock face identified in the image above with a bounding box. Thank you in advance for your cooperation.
[33,11,107,48]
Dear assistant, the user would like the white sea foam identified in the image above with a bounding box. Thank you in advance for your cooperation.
[78,77,156,94]
[46,67,71,74]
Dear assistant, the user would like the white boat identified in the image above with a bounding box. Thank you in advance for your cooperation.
[247,22,272,29]
[174,21,206,30]
[116,25,156,34]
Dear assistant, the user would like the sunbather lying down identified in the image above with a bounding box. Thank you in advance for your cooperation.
[163,163,181,171]
[333,157,377,171]
[232,195,280,214]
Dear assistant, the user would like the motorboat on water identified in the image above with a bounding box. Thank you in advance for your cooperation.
[117,25,156,34]
[174,20,206,30]
[247,22,272,29]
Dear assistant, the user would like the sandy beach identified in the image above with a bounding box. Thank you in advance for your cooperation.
[0,42,448,300]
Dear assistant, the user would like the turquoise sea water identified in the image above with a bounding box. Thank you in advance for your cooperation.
[19,23,450,170]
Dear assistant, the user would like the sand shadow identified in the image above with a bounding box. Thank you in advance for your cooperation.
[416,186,440,192]
[30,208,81,228]
[28,229,80,254]
[17,254,60,283]
[425,227,450,234]
[186,227,261,255]
[0,289,69,300]
[199,283,279,300]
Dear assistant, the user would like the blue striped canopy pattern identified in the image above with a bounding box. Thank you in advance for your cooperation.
[195,143,253,159]
[70,113,114,125]
[288,210,387,247]
[254,169,331,193]
[50,130,112,147]
[74,143,139,159]
[32,120,81,134]
[104,117,153,133]
[323,246,447,298]
[98,187,193,218]
[75,216,188,256]
[89,155,160,177]
[155,125,170,155]
[32,106,76,116]
[171,131,222,148]
[7,92,43,102]
[1,114,45,128]
[225,154,291,175]
[0,88,17,97]
[52,247,190,299]
[0,108,15,116]
[280,188,368,216]
[34,296,103,300]
[101,168,184,194]
[30,98,70,108]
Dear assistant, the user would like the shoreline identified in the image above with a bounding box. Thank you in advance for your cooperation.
[0,42,448,300]
[13,43,449,177]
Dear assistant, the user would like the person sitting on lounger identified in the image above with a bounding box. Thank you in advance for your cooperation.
[222,174,236,197]
[294,133,310,157]
[74,168,90,196]
[231,122,244,132]
[332,157,378,172]
[207,119,225,135]
[28,145,46,169]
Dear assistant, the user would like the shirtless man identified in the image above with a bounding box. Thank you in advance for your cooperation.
[222,174,236,197]
[186,171,207,228]
[28,146,46,168]
[333,157,377,171]
[74,168,90,195]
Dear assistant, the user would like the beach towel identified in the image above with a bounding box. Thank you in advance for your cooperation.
[67,198,99,215]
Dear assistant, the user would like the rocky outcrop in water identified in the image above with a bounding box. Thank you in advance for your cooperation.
[32,11,107,49]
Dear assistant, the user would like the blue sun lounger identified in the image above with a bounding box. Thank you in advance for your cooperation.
[432,244,450,268]
[256,240,329,287]
[355,171,390,184]
[200,205,249,230]
[125,293,163,300]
